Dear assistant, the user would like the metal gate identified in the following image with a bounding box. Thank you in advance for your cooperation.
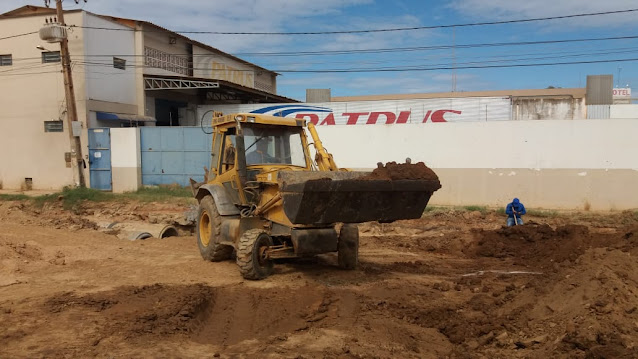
[88,128,112,191]
[140,127,212,186]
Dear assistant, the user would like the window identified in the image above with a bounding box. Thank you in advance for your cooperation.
[42,51,61,63]
[113,57,126,70]
[243,125,307,167]
[44,121,63,132]
[0,54,12,66]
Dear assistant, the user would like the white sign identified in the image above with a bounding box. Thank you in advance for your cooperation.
[613,88,631,98]
[199,97,512,126]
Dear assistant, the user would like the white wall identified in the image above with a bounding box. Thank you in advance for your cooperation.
[610,104,638,119]
[314,119,638,170]
[110,128,141,193]
[0,12,86,189]
[83,13,136,106]
[198,97,512,125]
[512,98,585,121]
[309,119,638,210]
[110,128,140,168]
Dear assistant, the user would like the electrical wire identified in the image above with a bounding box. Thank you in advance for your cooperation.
[8,34,637,59]
[235,35,638,56]
[67,50,638,73]
[270,58,638,73]
[73,8,638,35]
[0,31,39,41]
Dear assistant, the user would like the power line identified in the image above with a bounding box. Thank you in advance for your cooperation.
[73,8,638,35]
[235,35,638,56]
[243,45,638,67]
[3,56,637,78]
[269,58,638,73]
[8,34,638,62]
[0,31,38,41]
[68,55,638,74]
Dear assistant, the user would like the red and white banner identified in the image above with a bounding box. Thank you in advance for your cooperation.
[199,97,512,125]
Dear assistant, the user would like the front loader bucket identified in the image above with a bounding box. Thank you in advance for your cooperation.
[278,171,441,225]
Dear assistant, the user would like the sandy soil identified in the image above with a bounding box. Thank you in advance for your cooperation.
[1,199,638,358]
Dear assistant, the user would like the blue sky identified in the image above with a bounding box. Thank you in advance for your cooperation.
[2,0,637,101]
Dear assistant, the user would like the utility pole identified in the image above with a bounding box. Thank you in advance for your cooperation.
[52,0,86,187]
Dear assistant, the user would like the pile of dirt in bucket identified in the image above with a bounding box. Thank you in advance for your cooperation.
[359,161,440,182]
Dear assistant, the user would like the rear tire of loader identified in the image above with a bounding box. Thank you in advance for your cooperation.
[236,229,274,280]
[197,196,233,262]
[338,224,359,270]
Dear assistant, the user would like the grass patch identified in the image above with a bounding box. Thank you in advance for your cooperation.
[33,186,111,209]
[527,209,559,218]
[423,206,447,213]
[0,194,30,201]
[119,186,193,202]
[462,205,488,214]
[28,185,194,209]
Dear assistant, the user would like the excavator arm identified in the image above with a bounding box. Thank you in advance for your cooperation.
[307,123,339,171]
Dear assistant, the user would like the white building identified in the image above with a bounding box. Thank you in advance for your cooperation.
[0,5,294,191]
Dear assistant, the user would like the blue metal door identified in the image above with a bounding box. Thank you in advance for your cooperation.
[140,127,212,186]
[88,128,112,191]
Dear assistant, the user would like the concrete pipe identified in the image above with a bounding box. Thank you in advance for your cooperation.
[158,225,179,239]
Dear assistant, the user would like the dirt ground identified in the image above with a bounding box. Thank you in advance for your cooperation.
[1,199,638,358]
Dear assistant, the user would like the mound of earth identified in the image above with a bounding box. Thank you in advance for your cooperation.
[2,197,638,358]
[360,161,440,181]
[468,223,621,268]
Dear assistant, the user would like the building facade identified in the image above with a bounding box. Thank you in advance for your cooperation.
[0,5,294,191]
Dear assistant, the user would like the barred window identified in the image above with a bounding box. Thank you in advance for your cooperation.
[0,54,12,66]
[42,51,61,63]
[44,121,64,132]
[144,47,189,76]
[113,57,126,70]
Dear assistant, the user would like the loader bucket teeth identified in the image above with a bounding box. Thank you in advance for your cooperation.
[278,171,441,225]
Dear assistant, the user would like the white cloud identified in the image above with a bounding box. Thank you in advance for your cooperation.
[451,0,638,28]
[0,0,374,52]
[279,71,489,97]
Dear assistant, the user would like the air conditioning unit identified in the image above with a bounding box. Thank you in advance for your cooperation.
[39,23,67,43]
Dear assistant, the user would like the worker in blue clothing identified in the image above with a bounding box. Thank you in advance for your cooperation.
[505,198,526,226]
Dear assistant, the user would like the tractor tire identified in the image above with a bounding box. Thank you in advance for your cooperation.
[236,229,274,280]
[338,224,359,270]
[196,196,233,262]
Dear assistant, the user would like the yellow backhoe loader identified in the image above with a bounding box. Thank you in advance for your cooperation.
[190,113,441,280]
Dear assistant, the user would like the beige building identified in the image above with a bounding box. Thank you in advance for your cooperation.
[0,5,294,191]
